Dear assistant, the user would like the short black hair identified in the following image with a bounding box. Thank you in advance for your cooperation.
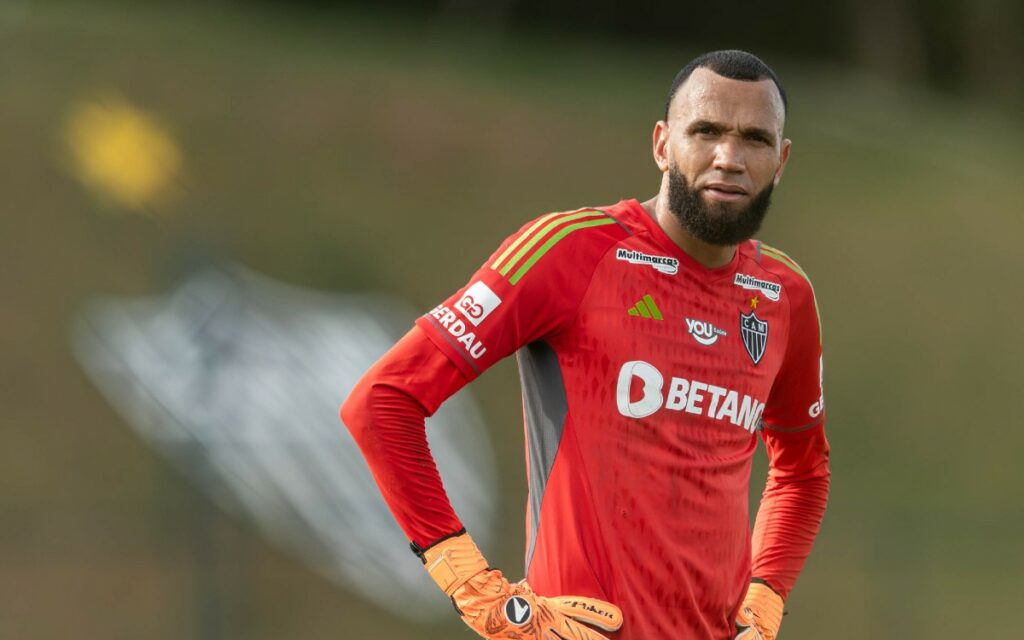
[664,50,787,120]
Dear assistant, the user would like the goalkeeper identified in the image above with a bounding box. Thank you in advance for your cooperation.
[341,49,830,639]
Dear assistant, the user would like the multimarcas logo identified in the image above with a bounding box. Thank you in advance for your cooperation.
[734,273,782,301]
[615,248,679,275]
[615,360,764,432]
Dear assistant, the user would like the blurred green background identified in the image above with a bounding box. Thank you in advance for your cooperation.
[3,0,1022,638]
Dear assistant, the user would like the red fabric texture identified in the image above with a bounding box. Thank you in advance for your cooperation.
[339,326,469,549]
[752,424,831,599]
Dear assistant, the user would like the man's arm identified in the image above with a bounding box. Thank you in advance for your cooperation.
[340,325,470,549]
[340,209,630,639]
[737,418,829,640]
[740,247,830,639]
[751,423,830,599]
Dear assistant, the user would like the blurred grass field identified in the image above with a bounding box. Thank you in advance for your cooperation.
[2,1,1023,638]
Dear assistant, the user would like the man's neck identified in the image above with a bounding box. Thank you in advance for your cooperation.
[640,196,737,270]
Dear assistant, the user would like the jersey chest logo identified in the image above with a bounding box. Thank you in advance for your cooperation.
[615,248,679,275]
[739,311,768,365]
[684,317,727,346]
[734,273,782,301]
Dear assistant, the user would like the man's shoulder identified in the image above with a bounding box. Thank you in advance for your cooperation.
[489,206,631,286]
[744,240,817,296]
[745,241,821,334]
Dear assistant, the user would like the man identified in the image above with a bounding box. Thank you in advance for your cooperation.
[341,49,829,639]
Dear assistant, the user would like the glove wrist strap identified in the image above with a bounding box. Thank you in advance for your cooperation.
[743,582,785,636]
[416,531,489,596]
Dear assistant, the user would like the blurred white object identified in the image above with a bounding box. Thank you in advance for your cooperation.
[71,264,497,621]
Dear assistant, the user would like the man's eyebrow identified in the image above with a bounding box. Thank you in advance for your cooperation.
[686,119,727,133]
[739,126,777,143]
[686,119,777,144]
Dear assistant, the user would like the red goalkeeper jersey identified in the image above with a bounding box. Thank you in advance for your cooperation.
[343,198,830,639]
[413,199,827,638]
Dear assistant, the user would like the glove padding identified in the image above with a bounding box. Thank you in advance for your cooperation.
[420,532,622,639]
[734,582,784,640]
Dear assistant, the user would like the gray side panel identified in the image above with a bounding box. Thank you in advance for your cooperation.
[516,341,569,576]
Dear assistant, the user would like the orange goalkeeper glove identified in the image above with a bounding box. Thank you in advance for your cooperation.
[415,531,623,639]
[734,582,784,640]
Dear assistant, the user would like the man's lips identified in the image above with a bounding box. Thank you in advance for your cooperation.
[702,183,748,201]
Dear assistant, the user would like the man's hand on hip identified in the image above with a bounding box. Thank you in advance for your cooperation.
[734,582,784,640]
[418,531,622,639]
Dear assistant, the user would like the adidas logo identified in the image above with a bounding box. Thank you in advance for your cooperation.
[627,294,663,320]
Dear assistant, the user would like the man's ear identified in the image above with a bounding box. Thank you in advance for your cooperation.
[773,138,792,186]
[652,121,670,173]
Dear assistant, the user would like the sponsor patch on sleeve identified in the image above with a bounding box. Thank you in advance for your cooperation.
[455,281,502,326]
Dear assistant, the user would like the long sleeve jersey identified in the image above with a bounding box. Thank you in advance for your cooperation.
[341,199,830,639]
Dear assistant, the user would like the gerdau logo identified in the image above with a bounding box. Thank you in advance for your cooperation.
[615,360,764,432]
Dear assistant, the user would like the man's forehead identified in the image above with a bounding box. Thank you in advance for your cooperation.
[669,67,785,130]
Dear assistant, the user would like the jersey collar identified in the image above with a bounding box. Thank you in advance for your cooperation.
[619,199,744,281]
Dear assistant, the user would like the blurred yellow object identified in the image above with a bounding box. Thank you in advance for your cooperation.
[64,95,181,210]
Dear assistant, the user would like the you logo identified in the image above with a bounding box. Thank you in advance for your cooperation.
[615,360,765,432]
[685,317,727,346]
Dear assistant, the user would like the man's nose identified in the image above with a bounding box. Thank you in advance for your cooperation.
[712,137,745,173]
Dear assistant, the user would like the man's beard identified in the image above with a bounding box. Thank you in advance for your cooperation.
[666,164,774,246]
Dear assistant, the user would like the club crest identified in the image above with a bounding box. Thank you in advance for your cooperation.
[739,311,768,365]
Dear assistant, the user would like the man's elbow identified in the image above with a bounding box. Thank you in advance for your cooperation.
[339,376,372,440]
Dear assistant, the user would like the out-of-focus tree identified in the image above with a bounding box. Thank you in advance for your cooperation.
[962,0,1024,102]
[847,0,928,82]
[273,0,1024,104]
